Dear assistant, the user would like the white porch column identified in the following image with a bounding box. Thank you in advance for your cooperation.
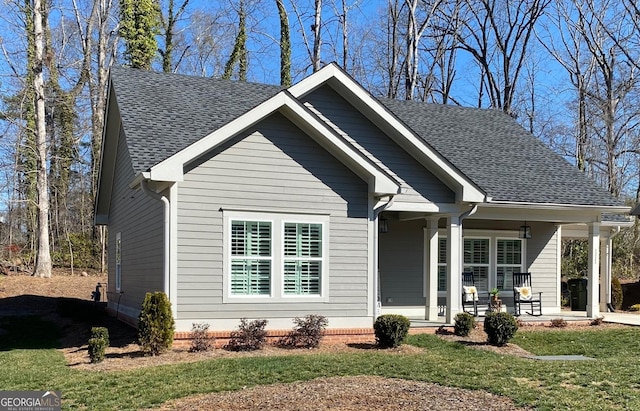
[446,215,462,323]
[424,217,439,321]
[600,233,612,312]
[587,222,601,318]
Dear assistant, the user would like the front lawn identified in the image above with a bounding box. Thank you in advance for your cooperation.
[1,318,639,410]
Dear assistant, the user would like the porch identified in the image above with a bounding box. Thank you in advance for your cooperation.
[376,209,630,324]
[408,310,598,328]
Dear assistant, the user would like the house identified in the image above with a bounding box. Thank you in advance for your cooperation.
[95,63,630,335]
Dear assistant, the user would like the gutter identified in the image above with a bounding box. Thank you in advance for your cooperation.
[140,180,171,299]
[372,195,395,319]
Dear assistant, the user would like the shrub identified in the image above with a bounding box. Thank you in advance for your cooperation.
[435,325,450,335]
[453,312,476,337]
[630,304,640,312]
[278,314,328,349]
[226,319,268,351]
[189,322,213,353]
[590,316,604,326]
[612,277,623,310]
[483,312,518,347]
[88,326,109,363]
[550,318,568,328]
[374,314,410,348]
[137,291,175,356]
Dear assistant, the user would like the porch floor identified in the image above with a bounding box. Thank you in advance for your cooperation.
[409,310,640,328]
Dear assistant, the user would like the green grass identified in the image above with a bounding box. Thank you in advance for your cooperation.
[2,318,640,410]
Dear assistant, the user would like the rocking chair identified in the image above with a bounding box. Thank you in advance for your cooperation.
[512,272,542,316]
[462,271,479,317]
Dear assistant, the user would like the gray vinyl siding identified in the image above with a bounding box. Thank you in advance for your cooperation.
[107,125,164,315]
[378,218,425,306]
[526,222,559,309]
[177,112,370,320]
[303,86,455,204]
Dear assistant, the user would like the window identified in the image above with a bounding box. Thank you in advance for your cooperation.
[284,223,322,295]
[224,211,328,300]
[464,238,490,291]
[115,232,122,291]
[496,239,522,291]
[437,237,447,291]
[230,221,272,295]
[435,232,524,294]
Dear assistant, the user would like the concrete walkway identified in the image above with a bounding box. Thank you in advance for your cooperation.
[601,312,640,326]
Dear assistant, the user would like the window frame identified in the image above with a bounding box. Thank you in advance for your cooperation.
[223,210,329,302]
[436,230,525,294]
[463,236,491,291]
[495,237,523,291]
[115,232,122,292]
[229,219,273,296]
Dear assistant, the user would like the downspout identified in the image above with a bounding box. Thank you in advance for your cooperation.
[141,180,170,299]
[607,226,621,312]
[459,204,478,222]
[457,204,479,267]
[373,195,395,319]
[456,204,478,307]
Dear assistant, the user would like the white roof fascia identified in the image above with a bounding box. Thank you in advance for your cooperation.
[289,63,486,203]
[472,202,629,224]
[480,201,630,214]
[149,91,399,196]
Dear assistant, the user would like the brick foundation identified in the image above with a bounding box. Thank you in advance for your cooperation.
[173,328,377,349]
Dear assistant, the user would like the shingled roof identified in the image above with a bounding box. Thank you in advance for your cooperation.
[110,66,281,174]
[109,66,622,208]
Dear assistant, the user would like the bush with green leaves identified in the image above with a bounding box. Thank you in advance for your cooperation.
[374,314,410,348]
[88,326,109,363]
[278,314,328,348]
[189,322,213,353]
[226,318,268,351]
[454,312,476,336]
[483,312,518,347]
[137,291,175,356]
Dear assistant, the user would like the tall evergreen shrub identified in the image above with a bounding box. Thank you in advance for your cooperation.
[137,291,175,356]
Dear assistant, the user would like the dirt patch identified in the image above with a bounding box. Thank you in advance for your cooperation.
[0,268,106,305]
[144,375,531,411]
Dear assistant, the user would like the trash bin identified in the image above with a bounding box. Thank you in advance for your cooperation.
[568,278,588,311]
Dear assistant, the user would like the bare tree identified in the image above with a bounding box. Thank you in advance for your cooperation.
[404,0,443,100]
[538,0,596,171]
[159,0,191,73]
[452,0,551,114]
[223,0,248,80]
[32,0,52,277]
[276,0,291,85]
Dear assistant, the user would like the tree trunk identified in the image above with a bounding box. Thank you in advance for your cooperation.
[32,0,52,278]
[312,0,322,72]
[276,0,291,86]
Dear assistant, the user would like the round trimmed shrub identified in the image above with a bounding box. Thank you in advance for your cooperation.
[138,291,175,356]
[483,312,518,347]
[454,312,476,337]
[374,314,410,348]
